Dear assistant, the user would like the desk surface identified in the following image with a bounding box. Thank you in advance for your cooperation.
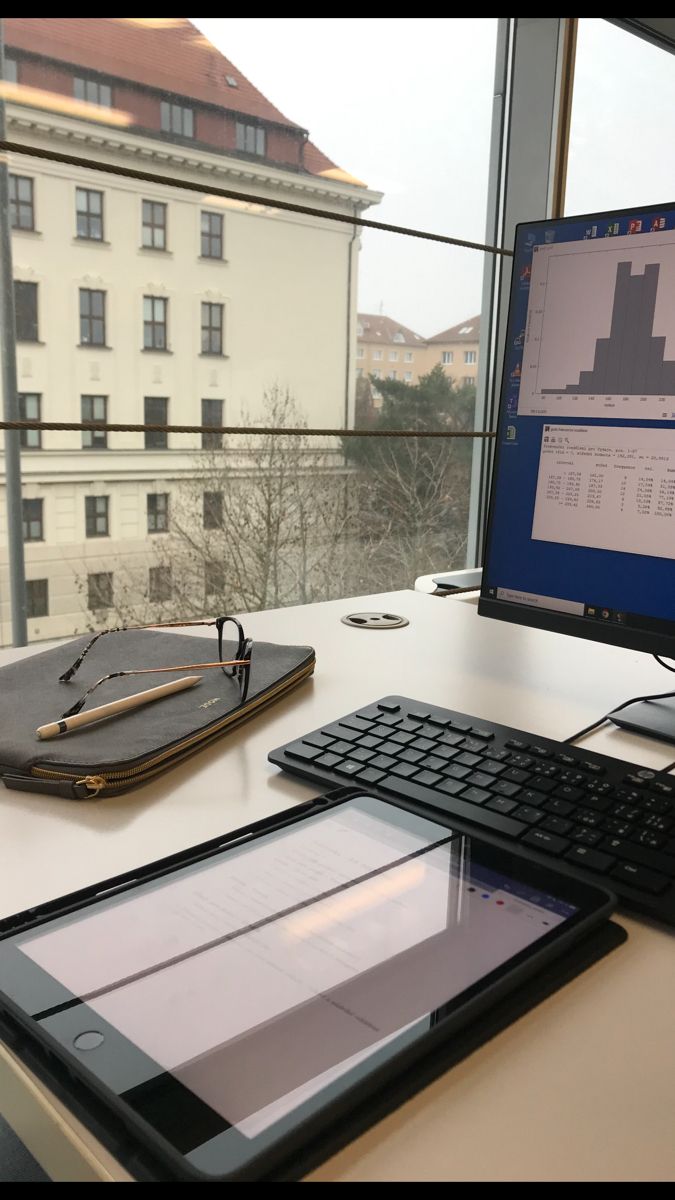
[1,590,674,1182]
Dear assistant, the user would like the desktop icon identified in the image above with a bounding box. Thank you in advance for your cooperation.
[628,219,642,235]
[651,216,666,232]
[584,225,598,239]
[544,230,556,244]
[506,425,517,441]
[605,222,620,237]
[511,363,521,379]
[520,264,531,283]
[514,329,525,347]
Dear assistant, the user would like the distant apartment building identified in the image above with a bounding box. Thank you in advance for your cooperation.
[0,17,382,643]
[356,315,426,385]
[424,316,481,389]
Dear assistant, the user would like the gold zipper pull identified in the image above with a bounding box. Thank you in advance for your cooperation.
[75,775,107,796]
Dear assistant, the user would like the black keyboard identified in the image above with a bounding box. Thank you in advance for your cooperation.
[269,695,675,927]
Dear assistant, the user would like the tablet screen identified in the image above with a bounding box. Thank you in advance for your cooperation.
[14,795,582,1149]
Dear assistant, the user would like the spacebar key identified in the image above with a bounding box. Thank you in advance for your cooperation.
[379,775,527,839]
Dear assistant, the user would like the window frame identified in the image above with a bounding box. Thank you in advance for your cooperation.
[160,100,194,139]
[87,571,113,611]
[14,281,39,342]
[142,200,168,251]
[85,495,110,539]
[149,565,172,603]
[235,121,266,156]
[442,351,454,365]
[147,492,170,534]
[9,175,35,231]
[464,350,477,364]
[81,395,108,449]
[22,498,44,542]
[144,397,169,449]
[201,302,224,356]
[74,76,112,107]
[76,187,104,241]
[143,295,168,351]
[26,578,49,619]
[18,393,41,449]
[201,211,224,259]
[203,489,224,530]
[79,288,106,347]
[201,398,223,449]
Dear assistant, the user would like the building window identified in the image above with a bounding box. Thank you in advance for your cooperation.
[143,296,168,350]
[142,200,167,250]
[14,281,38,342]
[404,351,413,362]
[236,122,265,156]
[18,394,41,448]
[393,332,405,344]
[81,395,108,448]
[4,56,17,83]
[85,495,110,538]
[76,188,104,241]
[79,289,106,346]
[373,349,382,361]
[201,398,223,449]
[26,579,48,619]
[201,302,224,355]
[464,350,477,364]
[147,492,169,533]
[149,565,172,603]
[372,370,382,380]
[356,368,363,378]
[442,351,454,365]
[463,376,475,387]
[387,370,397,380]
[356,346,364,359]
[201,211,223,259]
[203,490,223,529]
[404,372,413,382]
[9,175,34,230]
[74,77,112,107]
[144,397,168,449]
[22,498,43,542]
[205,562,224,597]
[88,571,113,610]
[388,351,398,362]
[160,100,194,138]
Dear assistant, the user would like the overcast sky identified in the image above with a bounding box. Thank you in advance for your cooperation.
[195,18,675,337]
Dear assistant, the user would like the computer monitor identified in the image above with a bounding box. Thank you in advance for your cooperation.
[479,201,675,744]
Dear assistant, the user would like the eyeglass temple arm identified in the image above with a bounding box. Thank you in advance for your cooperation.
[60,658,251,718]
[59,619,223,684]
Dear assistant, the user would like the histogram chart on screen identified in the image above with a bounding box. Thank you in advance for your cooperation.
[518,230,675,420]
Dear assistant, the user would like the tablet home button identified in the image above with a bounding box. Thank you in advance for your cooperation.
[73,1030,105,1051]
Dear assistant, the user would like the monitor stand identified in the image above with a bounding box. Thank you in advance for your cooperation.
[609,697,675,747]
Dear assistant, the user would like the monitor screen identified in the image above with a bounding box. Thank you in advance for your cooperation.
[479,202,675,658]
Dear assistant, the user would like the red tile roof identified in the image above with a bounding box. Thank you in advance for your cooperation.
[5,18,362,183]
[357,314,426,346]
[428,315,481,343]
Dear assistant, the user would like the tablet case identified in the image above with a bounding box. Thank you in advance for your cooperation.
[0,630,315,799]
[0,787,627,1182]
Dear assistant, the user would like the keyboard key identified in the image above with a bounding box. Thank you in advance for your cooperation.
[512,805,543,825]
[601,819,634,838]
[651,781,674,796]
[435,745,461,762]
[528,777,557,795]
[449,719,472,733]
[335,760,364,777]
[546,797,575,817]
[350,747,375,763]
[377,701,401,713]
[600,837,675,878]
[492,780,521,798]
[315,752,342,769]
[486,795,518,815]
[521,789,547,807]
[623,774,649,788]
[554,784,584,803]
[530,745,553,758]
[575,807,601,827]
[479,760,507,777]
[505,738,529,750]
[437,731,465,748]
[446,763,472,781]
[583,792,613,813]
[565,846,615,874]
[399,748,426,765]
[370,754,397,771]
[324,724,361,742]
[408,709,430,721]
[301,731,335,749]
[356,706,382,721]
[642,796,672,815]
[461,786,491,806]
[484,747,510,762]
[643,814,672,834]
[358,734,382,750]
[377,712,402,727]
[376,775,527,839]
[391,730,415,746]
[571,827,602,847]
[463,738,488,754]
[464,771,496,790]
[413,769,443,787]
[504,767,530,785]
[582,761,605,775]
[425,755,448,772]
[426,714,453,728]
[530,763,559,779]
[358,767,386,786]
[331,739,357,756]
[632,830,666,850]
[415,737,437,753]
[554,753,577,767]
[339,715,374,733]
[557,770,586,787]
[611,862,669,895]
[541,815,573,835]
[471,727,495,741]
[391,762,419,779]
[438,777,468,797]
[285,743,321,761]
[522,829,570,856]
[456,751,482,768]
[508,753,534,770]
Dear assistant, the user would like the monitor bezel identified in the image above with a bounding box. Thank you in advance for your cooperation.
[478,199,675,659]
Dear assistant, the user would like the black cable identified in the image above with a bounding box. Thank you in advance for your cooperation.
[653,653,675,673]
[564,685,675,745]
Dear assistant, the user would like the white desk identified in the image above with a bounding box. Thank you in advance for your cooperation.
[1,590,675,1182]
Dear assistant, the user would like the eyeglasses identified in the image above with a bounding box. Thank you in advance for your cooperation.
[58,617,252,719]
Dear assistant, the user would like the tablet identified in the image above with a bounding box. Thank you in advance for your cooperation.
[0,791,615,1181]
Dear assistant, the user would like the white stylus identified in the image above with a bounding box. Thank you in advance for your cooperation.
[35,675,202,740]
